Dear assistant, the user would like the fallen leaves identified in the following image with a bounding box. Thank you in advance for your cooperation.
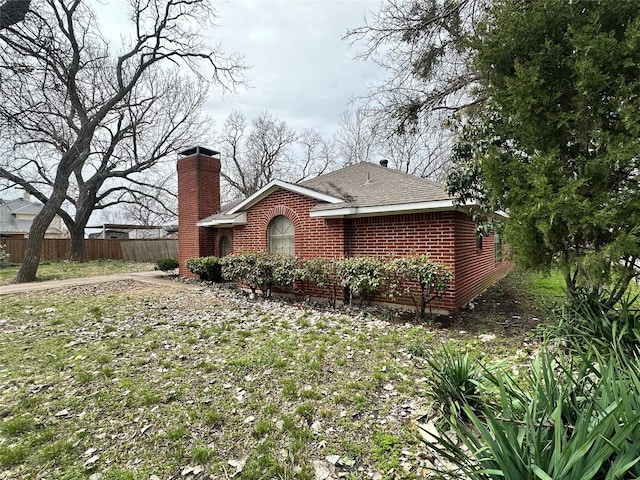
[181,465,204,476]
[227,455,247,477]
[0,279,532,479]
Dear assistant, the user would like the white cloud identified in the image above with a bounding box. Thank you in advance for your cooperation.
[206,0,384,138]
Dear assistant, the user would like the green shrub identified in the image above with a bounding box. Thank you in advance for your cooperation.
[156,258,179,272]
[0,244,9,268]
[296,257,342,307]
[337,256,387,305]
[221,252,296,297]
[216,253,452,312]
[387,254,452,320]
[185,256,223,282]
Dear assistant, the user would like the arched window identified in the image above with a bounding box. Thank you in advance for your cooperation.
[219,235,231,257]
[268,216,295,256]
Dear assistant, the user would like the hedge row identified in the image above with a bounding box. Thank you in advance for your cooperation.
[187,252,452,319]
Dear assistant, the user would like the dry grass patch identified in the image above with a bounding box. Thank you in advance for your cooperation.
[0,260,155,285]
[0,278,538,479]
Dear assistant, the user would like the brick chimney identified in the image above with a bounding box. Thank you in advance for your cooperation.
[177,146,221,277]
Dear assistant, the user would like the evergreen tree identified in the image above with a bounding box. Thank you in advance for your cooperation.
[448,0,640,306]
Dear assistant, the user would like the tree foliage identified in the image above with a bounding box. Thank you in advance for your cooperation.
[347,0,486,180]
[0,0,30,29]
[348,0,485,131]
[447,0,640,307]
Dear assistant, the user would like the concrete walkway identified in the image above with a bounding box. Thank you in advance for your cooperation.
[0,270,204,296]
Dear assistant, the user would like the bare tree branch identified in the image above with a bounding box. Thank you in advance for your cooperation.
[0,0,245,278]
[218,110,337,202]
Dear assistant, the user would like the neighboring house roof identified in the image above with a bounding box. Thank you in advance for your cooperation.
[7,198,42,215]
[198,162,475,227]
[0,196,64,235]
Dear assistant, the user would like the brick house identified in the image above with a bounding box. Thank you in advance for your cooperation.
[177,147,512,313]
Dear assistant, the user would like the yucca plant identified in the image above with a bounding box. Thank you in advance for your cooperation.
[482,349,599,428]
[543,288,640,357]
[424,345,484,420]
[420,348,640,480]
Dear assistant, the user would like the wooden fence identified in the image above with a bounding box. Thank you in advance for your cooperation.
[120,239,178,263]
[2,238,178,263]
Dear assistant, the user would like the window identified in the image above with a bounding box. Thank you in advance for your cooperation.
[268,216,295,256]
[219,235,230,257]
[495,233,503,262]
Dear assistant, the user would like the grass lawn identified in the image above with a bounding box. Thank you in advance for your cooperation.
[0,260,155,285]
[0,271,545,479]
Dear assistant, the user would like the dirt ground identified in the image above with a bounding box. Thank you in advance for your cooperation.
[446,272,550,339]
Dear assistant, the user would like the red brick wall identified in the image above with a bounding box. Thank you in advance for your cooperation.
[231,189,346,258]
[453,211,513,309]
[177,153,221,277]
[182,183,511,312]
[343,212,457,310]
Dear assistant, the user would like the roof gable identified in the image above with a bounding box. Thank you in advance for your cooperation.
[226,179,344,215]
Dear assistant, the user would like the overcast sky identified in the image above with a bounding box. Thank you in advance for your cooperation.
[4,0,389,225]
[205,0,384,138]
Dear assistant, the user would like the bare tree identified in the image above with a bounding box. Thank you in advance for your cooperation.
[0,69,208,261]
[218,111,334,202]
[0,0,243,281]
[347,0,486,133]
[335,107,382,165]
[219,111,295,200]
[293,128,335,183]
[378,122,452,181]
[245,112,297,191]
[104,169,177,233]
[335,107,450,180]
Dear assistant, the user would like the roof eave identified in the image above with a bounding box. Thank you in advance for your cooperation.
[197,212,248,227]
[309,200,488,218]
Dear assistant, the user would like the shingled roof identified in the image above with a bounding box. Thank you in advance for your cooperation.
[198,162,461,226]
[301,162,452,211]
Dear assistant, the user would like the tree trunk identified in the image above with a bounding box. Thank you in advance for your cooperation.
[14,178,69,283]
[66,180,99,263]
[562,267,577,301]
[68,223,86,262]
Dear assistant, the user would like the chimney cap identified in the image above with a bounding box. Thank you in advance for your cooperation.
[179,146,220,158]
[379,159,389,168]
